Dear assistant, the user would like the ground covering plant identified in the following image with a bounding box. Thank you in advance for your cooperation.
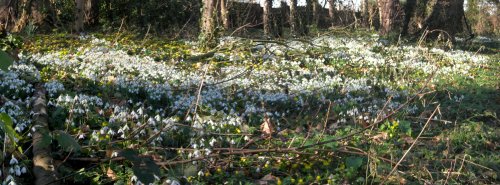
[0,31,499,184]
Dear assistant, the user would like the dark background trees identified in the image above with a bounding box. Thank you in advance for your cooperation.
[0,0,498,43]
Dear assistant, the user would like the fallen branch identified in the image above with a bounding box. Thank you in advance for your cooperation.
[32,85,58,185]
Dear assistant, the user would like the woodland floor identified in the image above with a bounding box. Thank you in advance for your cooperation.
[0,30,499,184]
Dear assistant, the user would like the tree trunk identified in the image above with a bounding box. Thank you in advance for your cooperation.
[12,0,33,32]
[405,0,466,40]
[263,0,273,37]
[84,0,99,26]
[327,0,335,26]
[200,0,217,48]
[423,0,465,38]
[312,0,320,27]
[220,0,229,30]
[74,0,84,31]
[401,0,416,36]
[362,0,369,27]
[377,0,400,35]
[0,0,12,31]
[288,0,298,36]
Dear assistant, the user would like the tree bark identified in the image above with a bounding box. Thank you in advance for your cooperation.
[12,0,33,32]
[404,0,466,40]
[74,0,84,31]
[200,0,217,48]
[312,0,320,27]
[362,0,369,27]
[84,0,99,26]
[220,0,229,30]
[288,0,298,36]
[401,0,416,36]
[0,0,12,31]
[327,0,335,26]
[32,86,58,185]
[377,0,400,35]
[263,0,273,37]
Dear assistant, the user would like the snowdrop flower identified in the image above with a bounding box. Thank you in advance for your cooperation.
[9,156,18,165]
[14,165,21,176]
[131,175,138,182]
[78,133,85,140]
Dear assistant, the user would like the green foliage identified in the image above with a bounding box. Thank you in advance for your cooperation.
[0,50,14,71]
[345,156,364,169]
[54,130,81,152]
[0,113,19,147]
[0,34,23,51]
[120,149,161,184]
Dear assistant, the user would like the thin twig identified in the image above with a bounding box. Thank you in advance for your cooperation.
[380,105,440,185]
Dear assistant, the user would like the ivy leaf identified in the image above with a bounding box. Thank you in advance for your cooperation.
[346,156,364,169]
[120,149,140,162]
[133,158,161,184]
[53,130,81,152]
[120,149,160,184]
[39,131,53,148]
[0,113,19,145]
[0,50,14,71]
[398,120,412,136]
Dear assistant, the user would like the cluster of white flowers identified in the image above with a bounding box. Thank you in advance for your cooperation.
[2,33,490,183]
[44,80,65,97]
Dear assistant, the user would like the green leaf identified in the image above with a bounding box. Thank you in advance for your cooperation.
[0,50,14,71]
[121,149,160,184]
[182,164,198,177]
[132,158,161,184]
[120,149,140,162]
[0,113,19,145]
[53,130,81,152]
[39,131,53,148]
[399,120,412,136]
[345,157,364,169]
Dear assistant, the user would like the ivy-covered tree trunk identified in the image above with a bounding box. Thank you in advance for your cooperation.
[327,0,335,26]
[12,0,33,32]
[312,0,320,27]
[84,0,99,27]
[362,0,369,27]
[401,0,416,36]
[377,0,400,35]
[0,0,9,31]
[220,0,230,30]
[200,0,217,48]
[404,0,466,40]
[263,0,273,37]
[288,0,298,36]
[74,0,84,31]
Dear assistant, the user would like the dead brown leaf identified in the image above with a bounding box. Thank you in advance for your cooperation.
[370,132,389,143]
[260,116,274,138]
[106,167,117,180]
[256,173,277,185]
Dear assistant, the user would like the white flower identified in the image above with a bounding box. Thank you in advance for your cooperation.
[14,165,21,176]
[9,156,18,165]
[131,175,138,182]
[169,179,181,185]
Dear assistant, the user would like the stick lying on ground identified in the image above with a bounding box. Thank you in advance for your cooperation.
[32,85,58,185]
